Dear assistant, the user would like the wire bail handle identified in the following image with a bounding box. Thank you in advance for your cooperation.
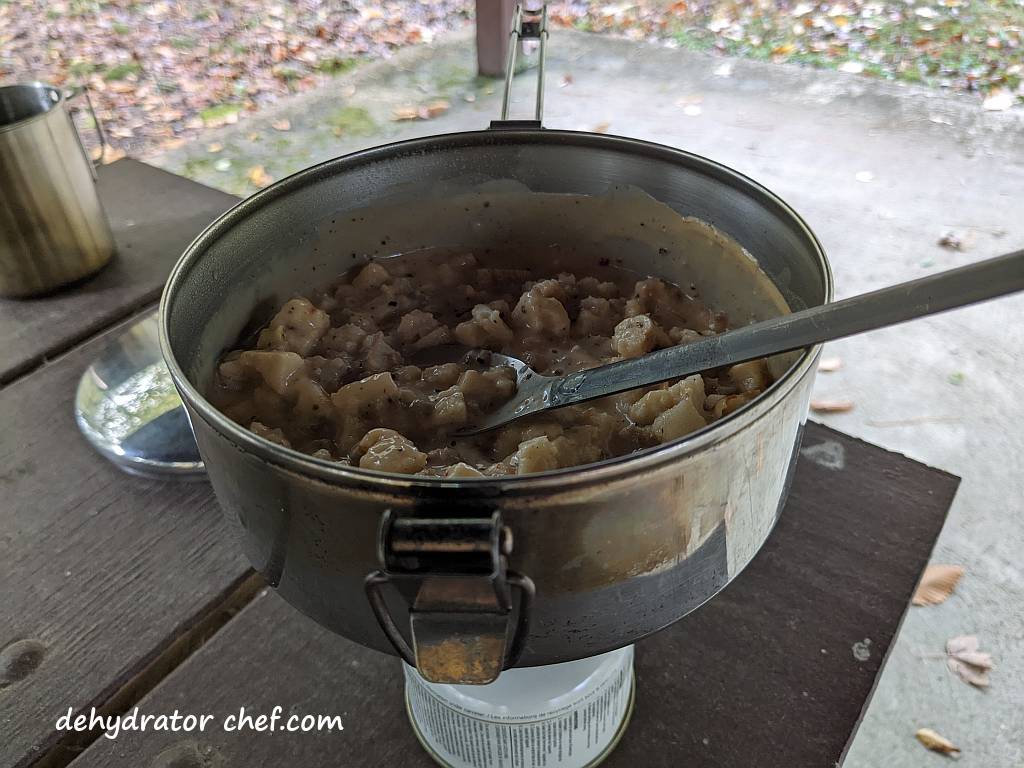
[66,85,108,179]
[492,3,548,129]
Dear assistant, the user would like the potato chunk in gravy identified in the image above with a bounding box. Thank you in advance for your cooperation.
[209,251,774,476]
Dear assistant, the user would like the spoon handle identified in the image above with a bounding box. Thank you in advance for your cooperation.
[549,249,1024,407]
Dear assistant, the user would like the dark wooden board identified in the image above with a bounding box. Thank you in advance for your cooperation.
[0,314,251,768]
[0,160,237,385]
[71,423,959,768]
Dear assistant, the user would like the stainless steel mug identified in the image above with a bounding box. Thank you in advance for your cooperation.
[0,83,116,297]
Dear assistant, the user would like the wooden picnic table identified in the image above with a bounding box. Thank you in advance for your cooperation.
[0,160,959,768]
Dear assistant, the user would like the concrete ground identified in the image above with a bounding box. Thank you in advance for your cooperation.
[152,30,1024,767]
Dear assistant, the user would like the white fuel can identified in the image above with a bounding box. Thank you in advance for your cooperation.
[404,645,634,768]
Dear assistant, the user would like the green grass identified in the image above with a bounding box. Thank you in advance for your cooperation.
[199,102,243,124]
[316,57,359,75]
[326,105,377,137]
[112,22,130,35]
[274,66,304,83]
[68,60,97,78]
[103,62,142,81]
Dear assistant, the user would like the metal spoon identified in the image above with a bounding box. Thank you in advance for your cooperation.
[449,249,1024,435]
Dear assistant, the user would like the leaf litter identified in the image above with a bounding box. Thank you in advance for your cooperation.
[945,635,994,688]
[551,1,1023,109]
[915,728,961,756]
[0,0,475,156]
[2,0,1019,160]
[912,564,964,606]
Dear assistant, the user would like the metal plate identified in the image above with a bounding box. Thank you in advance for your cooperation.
[75,311,204,478]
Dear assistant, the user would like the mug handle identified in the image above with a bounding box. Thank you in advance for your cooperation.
[65,85,108,180]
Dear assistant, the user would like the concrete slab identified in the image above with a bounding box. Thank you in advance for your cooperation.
[151,30,1024,768]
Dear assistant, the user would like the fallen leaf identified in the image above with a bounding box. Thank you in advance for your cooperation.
[425,99,449,118]
[392,106,420,121]
[592,121,611,133]
[818,356,843,372]
[207,142,223,153]
[560,73,574,87]
[912,564,964,606]
[938,229,974,250]
[99,146,126,164]
[855,170,874,183]
[982,89,1013,111]
[938,231,962,250]
[247,165,273,188]
[915,728,960,756]
[946,635,993,688]
[810,398,854,413]
[271,118,291,131]
[771,43,795,57]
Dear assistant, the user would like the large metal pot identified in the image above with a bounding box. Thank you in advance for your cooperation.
[160,126,832,683]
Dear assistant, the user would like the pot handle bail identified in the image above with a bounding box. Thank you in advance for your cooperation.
[364,509,535,685]
[490,3,548,131]
[65,85,108,180]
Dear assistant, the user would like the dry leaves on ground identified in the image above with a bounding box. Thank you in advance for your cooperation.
[247,164,273,188]
[912,564,965,606]
[810,398,854,413]
[946,635,994,688]
[550,1,1024,110]
[391,100,450,121]
[0,0,474,156]
[915,727,961,756]
[592,121,611,133]
[938,229,974,251]
[271,119,291,132]
[90,146,126,164]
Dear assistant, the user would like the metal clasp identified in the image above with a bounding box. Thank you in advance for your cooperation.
[365,510,535,684]
[490,3,548,130]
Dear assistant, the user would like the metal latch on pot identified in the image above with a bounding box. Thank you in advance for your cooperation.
[365,510,535,685]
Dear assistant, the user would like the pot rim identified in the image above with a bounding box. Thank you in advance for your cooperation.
[0,82,64,134]
[160,128,834,491]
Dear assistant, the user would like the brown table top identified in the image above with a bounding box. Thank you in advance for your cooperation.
[0,161,959,768]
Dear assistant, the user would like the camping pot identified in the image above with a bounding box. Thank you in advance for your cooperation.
[0,83,115,297]
[160,11,832,685]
